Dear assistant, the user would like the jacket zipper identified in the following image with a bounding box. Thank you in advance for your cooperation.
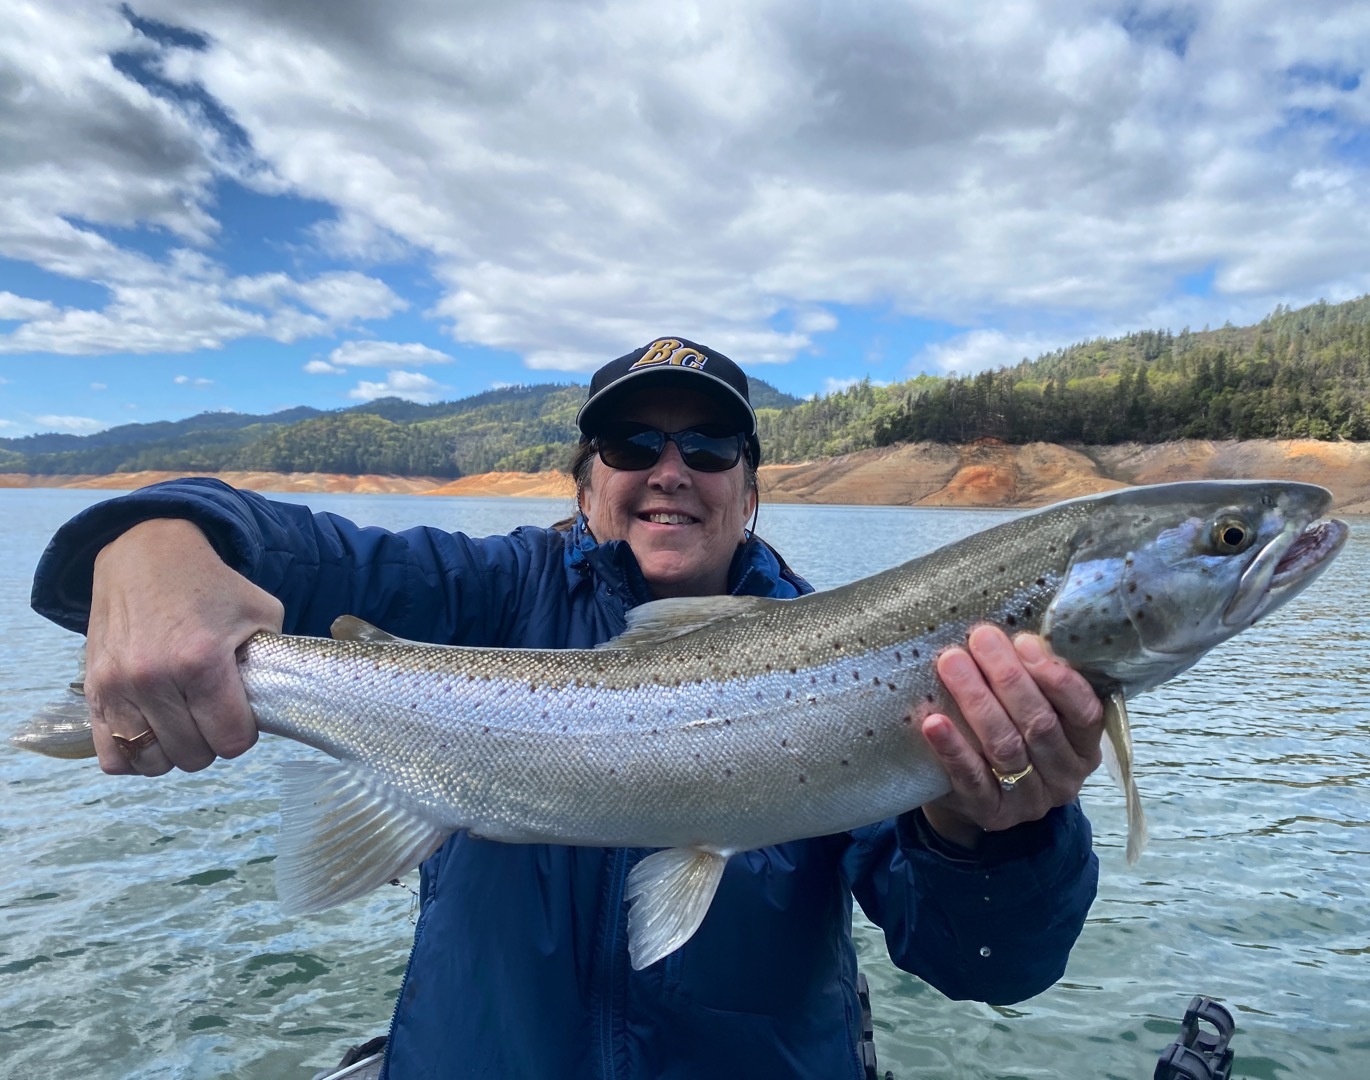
[598,847,629,1079]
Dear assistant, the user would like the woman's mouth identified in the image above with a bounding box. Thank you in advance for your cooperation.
[641,512,697,525]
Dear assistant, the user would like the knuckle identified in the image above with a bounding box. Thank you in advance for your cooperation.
[985,729,1026,765]
[1016,704,1060,742]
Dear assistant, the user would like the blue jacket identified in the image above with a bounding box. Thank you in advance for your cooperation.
[32,479,1098,1079]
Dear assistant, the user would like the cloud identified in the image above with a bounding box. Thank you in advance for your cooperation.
[91,382,108,390]
[174,374,214,386]
[327,340,454,367]
[32,414,108,434]
[347,370,448,403]
[918,330,1062,374]
[3,0,1370,375]
[822,375,889,395]
[0,292,60,321]
[303,359,342,374]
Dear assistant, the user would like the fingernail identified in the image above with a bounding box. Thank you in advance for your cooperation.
[1014,634,1046,665]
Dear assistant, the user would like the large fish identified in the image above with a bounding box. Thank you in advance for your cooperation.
[13,481,1348,969]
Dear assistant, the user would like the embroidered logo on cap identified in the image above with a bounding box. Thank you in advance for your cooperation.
[628,338,708,372]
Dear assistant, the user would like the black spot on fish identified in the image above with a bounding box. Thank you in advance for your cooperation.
[789,666,797,675]
[1145,594,1153,602]
[561,723,569,731]
[998,565,1006,573]
[693,753,700,760]
[1103,636,1113,645]
[840,759,849,766]
[765,663,773,671]
[872,677,881,686]
[482,726,490,734]
[1128,582,1137,593]
[651,728,659,735]
[927,624,937,633]
[1069,634,1080,643]
[724,718,732,726]
[925,694,935,704]
[541,711,548,720]
[887,682,897,691]
[410,702,417,710]
[781,739,788,747]
[830,673,838,684]
[1136,610,1146,620]
[852,671,860,680]
[784,690,792,699]
[949,605,958,614]
[832,641,842,650]
[798,775,806,784]
[1006,615,1017,627]
[626,714,635,723]
[912,649,920,659]
[706,708,714,718]
[982,589,989,597]
[865,728,875,738]
[609,768,617,776]
[755,691,763,701]
[810,676,817,685]
[1023,606,1033,620]
[903,714,914,726]
[724,768,733,777]
[1036,577,1046,586]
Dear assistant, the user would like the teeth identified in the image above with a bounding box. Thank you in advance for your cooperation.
[646,513,693,525]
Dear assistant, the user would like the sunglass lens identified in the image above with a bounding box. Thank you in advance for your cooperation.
[675,430,742,472]
[597,426,664,470]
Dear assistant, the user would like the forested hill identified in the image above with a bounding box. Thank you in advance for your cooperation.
[4,295,1370,478]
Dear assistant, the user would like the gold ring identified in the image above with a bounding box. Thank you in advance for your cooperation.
[992,763,1034,792]
[112,728,158,763]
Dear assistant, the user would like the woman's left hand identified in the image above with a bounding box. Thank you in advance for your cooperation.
[920,625,1105,850]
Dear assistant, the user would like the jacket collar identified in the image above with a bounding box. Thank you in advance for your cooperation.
[563,518,810,603]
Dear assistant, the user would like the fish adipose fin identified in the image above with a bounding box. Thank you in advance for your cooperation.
[601,595,779,650]
[276,760,449,913]
[331,615,410,644]
[624,846,730,970]
[1101,691,1149,863]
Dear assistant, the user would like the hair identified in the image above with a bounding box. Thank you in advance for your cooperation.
[551,437,760,533]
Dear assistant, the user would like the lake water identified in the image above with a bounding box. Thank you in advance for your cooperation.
[2,488,1367,1079]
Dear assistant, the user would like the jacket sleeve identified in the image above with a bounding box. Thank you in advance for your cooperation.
[842,802,1097,1005]
[29,477,546,644]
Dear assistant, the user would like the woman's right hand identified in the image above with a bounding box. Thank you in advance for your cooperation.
[86,518,284,776]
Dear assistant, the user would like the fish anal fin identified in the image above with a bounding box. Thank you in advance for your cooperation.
[1101,691,1149,864]
[624,846,730,970]
[275,760,450,913]
[600,596,777,650]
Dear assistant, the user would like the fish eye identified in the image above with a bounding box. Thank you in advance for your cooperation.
[1211,516,1253,554]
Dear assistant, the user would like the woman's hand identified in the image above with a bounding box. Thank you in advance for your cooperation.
[920,626,1104,850]
[85,518,284,777]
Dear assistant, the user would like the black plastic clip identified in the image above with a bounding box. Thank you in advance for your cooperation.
[1154,996,1236,1080]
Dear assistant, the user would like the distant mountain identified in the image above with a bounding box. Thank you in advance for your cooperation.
[3,298,1367,478]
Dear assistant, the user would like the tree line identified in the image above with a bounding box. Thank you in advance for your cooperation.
[3,296,1369,477]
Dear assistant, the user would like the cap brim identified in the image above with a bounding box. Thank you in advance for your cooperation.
[576,367,756,436]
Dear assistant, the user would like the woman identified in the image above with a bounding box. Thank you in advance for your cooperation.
[31,337,1103,1078]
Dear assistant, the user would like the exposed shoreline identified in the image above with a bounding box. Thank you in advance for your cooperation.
[3,438,1368,512]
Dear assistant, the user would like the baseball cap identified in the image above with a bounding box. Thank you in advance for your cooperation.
[577,337,761,466]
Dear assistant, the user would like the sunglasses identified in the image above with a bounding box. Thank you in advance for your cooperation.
[593,422,747,473]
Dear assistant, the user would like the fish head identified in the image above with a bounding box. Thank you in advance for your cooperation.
[1041,481,1348,697]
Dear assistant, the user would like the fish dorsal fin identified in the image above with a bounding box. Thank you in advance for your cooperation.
[331,615,408,644]
[275,759,450,913]
[1101,690,1149,864]
[625,846,731,969]
[598,595,778,650]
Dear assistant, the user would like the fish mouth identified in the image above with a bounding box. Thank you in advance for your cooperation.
[1229,516,1349,626]
[1270,518,1349,589]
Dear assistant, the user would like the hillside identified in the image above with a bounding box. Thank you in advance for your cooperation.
[7,438,1366,513]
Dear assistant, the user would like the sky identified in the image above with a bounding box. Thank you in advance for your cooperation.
[1,1,1368,437]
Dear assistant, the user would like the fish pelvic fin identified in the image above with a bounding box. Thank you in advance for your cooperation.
[624,846,730,970]
[11,684,97,759]
[275,760,450,914]
[1101,690,1149,864]
[600,595,779,650]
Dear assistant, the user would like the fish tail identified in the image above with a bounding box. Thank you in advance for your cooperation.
[11,686,97,759]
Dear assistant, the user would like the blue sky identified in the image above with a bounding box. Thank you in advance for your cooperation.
[2,1,1369,437]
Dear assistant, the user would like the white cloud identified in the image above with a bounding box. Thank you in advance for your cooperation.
[303,359,343,374]
[2,0,1370,373]
[32,414,108,434]
[919,330,1063,374]
[174,374,214,386]
[348,370,448,403]
[0,292,60,321]
[90,382,107,390]
[328,340,453,367]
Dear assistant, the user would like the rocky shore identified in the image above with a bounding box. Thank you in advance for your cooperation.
[3,439,1367,512]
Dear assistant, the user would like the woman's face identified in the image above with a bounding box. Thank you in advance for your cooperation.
[580,387,756,598]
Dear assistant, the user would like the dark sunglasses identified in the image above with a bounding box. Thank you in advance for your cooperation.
[593,422,747,473]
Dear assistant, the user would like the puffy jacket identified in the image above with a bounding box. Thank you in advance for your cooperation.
[31,478,1098,1080]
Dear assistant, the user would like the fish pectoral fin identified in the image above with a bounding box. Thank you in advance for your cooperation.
[330,615,409,644]
[275,760,450,914]
[624,846,730,970]
[1101,691,1149,864]
[600,596,779,649]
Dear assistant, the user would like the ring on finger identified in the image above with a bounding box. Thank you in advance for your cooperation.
[992,762,1034,792]
[112,728,158,764]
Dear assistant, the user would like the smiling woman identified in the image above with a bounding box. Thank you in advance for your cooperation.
[27,335,1106,1079]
